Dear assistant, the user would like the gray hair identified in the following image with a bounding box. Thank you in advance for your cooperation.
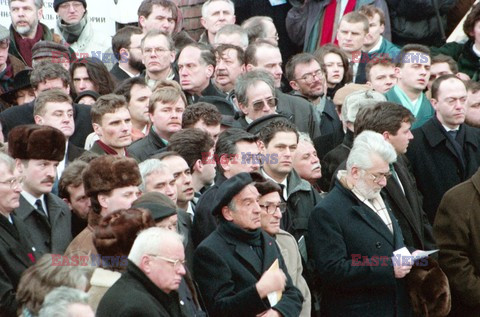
[138,159,171,192]
[38,287,91,317]
[298,132,313,145]
[9,0,43,10]
[0,153,15,173]
[215,24,249,48]
[346,131,396,171]
[341,89,386,124]
[202,0,235,18]
[235,70,276,106]
[141,30,174,51]
[128,227,184,266]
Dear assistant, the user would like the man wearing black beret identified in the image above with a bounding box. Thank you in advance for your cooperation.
[193,172,303,317]
[9,124,72,255]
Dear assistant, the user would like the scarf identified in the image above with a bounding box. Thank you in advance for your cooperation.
[95,140,129,156]
[56,12,88,44]
[220,220,264,266]
[319,0,356,47]
[13,25,43,67]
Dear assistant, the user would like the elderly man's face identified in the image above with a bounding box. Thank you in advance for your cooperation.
[162,155,194,205]
[0,163,22,214]
[215,48,245,93]
[239,81,276,121]
[201,1,235,36]
[431,78,467,130]
[10,0,42,38]
[352,153,389,199]
[178,46,214,95]
[466,89,480,128]
[248,46,283,88]
[140,4,176,35]
[259,191,282,236]
[146,238,186,293]
[142,34,175,75]
[224,184,262,230]
[292,140,321,183]
[57,1,85,25]
[145,169,178,203]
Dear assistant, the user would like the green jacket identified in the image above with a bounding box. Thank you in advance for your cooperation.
[431,40,480,81]
[385,88,434,129]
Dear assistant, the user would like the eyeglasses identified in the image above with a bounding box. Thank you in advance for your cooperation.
[58,2,84,10]
[0,39,10,50]
[143,47,171,54]
[295,69,324,83]
[148,254,186,270]
[259,202,287,215]
[251,97,278,111]
[0,176,24,189]
[365,171,392,183]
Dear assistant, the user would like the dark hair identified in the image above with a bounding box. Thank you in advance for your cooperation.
[152,150,180,161]
[215,129,258,174]
[111,26,143,60]
[114,77,148,103]
[58,160,88,200]
[354,102,415,137]
[90,94,128,124]
[30,61,70,90]
[70,57,115,96]
[241,16,274,44]
[467,80,480,94]
[365,57,394,82]
[314,44,352,85]
[94,208,155,271]
[395,44,431,68]
[358,4,385,26]
[215,43,245,65]
[431,54,458,74]
[258,119,298,147]
[182,102,221,128]
[180,42,216,67]
[431,74,466,100]
[137,0,178,22]
[254,179,282,196]
[285,52,323,82]
[167,128,215,169]
[463,3,480,40]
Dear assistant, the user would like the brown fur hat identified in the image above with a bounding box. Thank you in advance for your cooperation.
[83,155,141,197]
[406,256,451,317]
[8,124,66,161]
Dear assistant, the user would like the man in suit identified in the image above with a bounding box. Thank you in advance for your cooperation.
[33,90,85,181]
[406,74,480,224]
[0,61,93,148]
[9,124,72,255]
[308,131,413,316]
[355,101,436,251]
[0,153,35,317]
[194,172,303,317]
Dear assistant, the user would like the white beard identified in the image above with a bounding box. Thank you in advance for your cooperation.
[354,177,381,200]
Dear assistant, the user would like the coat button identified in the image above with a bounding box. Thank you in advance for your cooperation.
[376,242,382,249]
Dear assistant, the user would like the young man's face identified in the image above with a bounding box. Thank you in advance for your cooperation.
[17,159,58,197]
[396,51,431,93]
[428,62,454,91]
[10,0,42,38]
[149,98,185,140]
[73,66,96,94]
[64,184,90,219]
[384,121,413,154]
[93,107,133,152]
[337,20,367,54]
[99,185,140,216]
[128,84,152,126]
[139,4,176,35]
[263,131,298,180]
[34,101,75,138]
[56,1,86,25]
[364,13,384,48]
[367,64,397,94]
[0,40,9,70]
[161,156,194,206]
[193,120,221,144]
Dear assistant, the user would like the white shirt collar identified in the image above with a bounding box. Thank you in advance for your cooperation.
[261,168,288,200]
[21,191,47,213]
[368,36,383,53]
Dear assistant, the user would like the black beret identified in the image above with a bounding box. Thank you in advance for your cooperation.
[245,114,290,135]
[212,172,265,216]
[8,124,66,161]
[132,201,177,221]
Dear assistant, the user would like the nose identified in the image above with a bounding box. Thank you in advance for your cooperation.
[47,165,57,178]
[177,263,186,275]
[274,65,283,77]
[407,130,414,140]
[378,176,388,187]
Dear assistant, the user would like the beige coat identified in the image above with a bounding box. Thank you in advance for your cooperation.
[87,267,121,312]
[276,229,311,317]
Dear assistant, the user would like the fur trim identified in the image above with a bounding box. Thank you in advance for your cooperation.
[83,155,141,197]
[406,256,451,317]
[8,124,65,161]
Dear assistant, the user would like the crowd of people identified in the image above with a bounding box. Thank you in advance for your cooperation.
[0,0,479,316]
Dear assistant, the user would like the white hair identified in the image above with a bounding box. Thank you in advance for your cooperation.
[346,130,396,171]
[202,0,235,18]
[138,159,170,192]
[215,24,249,48]
[128,227,184,266]
[341,89,386,124]
[38,287,91,317]
[298,132,313,145]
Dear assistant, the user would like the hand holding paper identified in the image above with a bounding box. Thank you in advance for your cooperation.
[256,259,286,306]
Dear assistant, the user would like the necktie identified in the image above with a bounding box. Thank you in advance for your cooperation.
[35,199,47,217]
[448,130,457,140]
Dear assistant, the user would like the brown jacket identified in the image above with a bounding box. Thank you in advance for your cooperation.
[434,169,480,316]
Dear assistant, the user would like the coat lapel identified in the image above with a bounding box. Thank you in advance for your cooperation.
[352,205,394,247]
[234,242,263,276]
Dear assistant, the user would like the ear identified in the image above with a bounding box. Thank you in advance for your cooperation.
[379,24,385,35]
[139,254,152,273]
[257,140,266,153]
[289,80,300,91]
[366,81,372,87]
[193,159,202,173]
[351,166,361,179]
[238,102,249,116]
[206,64,214,78]
[37,8,43,21]
[97,193,109,209]
[430,98,438,111]
[15,159,24,174]
[200,17,207,29]
[62,198,73,210]
[119,48,130,61]
[169,51,176,64]
[246,64,254,72]
[34,115,43,125]
[394,67,401,78]
[221,205,234,221]
[382,131,390,141]
[138,16,146,29]
[219,154,231,172]
[92,123,102,137]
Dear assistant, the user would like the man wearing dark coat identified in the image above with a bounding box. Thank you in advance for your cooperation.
[406,75,480,223]
[194,172,303,317]
[355,101,436,251]
[0,153,35,317]
[308,131,413,316]
[9,125,72,255]
[97,227,185,317]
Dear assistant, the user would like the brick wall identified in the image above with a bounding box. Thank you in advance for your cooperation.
[176,0,206,40]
